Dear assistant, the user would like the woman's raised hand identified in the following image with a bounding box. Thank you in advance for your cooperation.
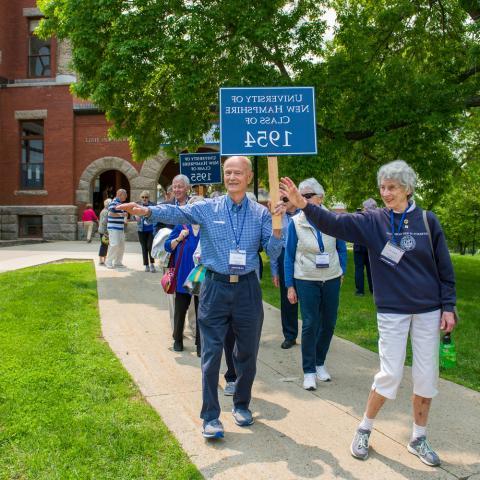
[279,177,308,210]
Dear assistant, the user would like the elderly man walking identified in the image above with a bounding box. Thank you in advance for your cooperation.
[118,156,283,439]
[105,189,128,269]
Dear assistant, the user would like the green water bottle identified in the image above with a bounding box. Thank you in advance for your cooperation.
[439,333,457,369]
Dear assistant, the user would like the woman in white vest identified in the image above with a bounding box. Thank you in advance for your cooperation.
[284,178,347,391]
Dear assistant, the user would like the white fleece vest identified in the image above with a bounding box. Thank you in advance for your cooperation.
[292,210,343,282]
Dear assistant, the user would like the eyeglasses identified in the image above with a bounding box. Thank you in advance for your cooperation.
[301,192,316,199]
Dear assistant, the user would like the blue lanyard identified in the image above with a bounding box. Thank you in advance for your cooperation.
[308,219,325,252]
[390,206,409,244]
[226,199,248,250]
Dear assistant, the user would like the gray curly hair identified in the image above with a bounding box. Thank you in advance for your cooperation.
[377,160,417,196]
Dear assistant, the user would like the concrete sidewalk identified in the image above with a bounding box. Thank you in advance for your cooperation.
[1,241,479,479]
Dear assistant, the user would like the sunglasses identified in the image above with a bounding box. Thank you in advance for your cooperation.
[301,192,316,199]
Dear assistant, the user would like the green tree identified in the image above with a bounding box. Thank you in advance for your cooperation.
[436,112,480,253]
[38,0,480,207]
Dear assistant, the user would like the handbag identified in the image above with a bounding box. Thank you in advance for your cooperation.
[422,210,460,323]
[183,264,206,295]
[160,230,186,294]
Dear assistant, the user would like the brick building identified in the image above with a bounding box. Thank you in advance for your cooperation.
[0,1,213,241]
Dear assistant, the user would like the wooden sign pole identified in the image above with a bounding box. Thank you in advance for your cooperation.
[267,156,282,230]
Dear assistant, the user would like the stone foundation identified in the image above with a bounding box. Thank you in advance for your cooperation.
[0,205,78,240]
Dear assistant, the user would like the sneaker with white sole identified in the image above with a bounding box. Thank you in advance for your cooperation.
[150,264,156,273]
[202,419,224,439]
[303,373,317,390]
[350,428,371,460]
[407,436,441,466]
[105,263,114,269]
[232,408,254,426]
[316,365,331,382]
[224,381,235,396]
[145,265,150,272]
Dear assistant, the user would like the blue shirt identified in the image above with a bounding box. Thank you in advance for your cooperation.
[146,195,282,275]
[270,209,299,277]
[107,197,126,231]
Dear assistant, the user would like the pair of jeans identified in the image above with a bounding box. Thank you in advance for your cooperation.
[278,248,299,341]
[354,249,373,294]
[296,277,341,374]
[198,271,263,422]
[138,231,154,266]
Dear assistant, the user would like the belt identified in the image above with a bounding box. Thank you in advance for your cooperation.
[206,269,256,284]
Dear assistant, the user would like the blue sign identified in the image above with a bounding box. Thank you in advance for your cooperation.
[219,86,317,156]
[179,153,222,185]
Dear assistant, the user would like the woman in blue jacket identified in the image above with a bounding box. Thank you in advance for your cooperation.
[165,199,201,354]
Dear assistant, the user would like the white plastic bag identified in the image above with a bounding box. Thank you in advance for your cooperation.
[151,227,172,267]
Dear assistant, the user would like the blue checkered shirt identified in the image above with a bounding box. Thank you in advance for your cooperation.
[147,195,282,275]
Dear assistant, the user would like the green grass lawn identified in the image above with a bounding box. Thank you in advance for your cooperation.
[0,262,201,480]
[261,251,480,392]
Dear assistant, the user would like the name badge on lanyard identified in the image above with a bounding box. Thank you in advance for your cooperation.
[379,207,409,268]
[229,249,247,271]
[226,200,248,273]
[315,252,330,268]
[379,241,405,267]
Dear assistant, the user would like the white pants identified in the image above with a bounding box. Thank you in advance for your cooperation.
[372,309,441,400]
[105,230,125,267]
[84,221,94,241]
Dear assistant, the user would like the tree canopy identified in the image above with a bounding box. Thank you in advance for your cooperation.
[38,0,480,207]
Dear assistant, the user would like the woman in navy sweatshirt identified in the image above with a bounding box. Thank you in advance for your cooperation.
[278,160,456,468]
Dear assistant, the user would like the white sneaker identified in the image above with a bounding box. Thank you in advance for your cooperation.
[303,373,317,391]
[316,365,331,382]
[105,263,114,269]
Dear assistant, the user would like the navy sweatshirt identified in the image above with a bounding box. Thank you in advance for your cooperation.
[303,203,456,314]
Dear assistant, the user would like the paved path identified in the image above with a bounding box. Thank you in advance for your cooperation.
[1,241,479,479]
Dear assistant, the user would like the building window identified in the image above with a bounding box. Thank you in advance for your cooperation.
[18,216,43,238]
[28,19,51,78]
[21,120,45,189]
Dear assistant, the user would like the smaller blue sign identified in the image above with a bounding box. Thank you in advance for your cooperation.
[179,153,222,185]
[220,86,317,156]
